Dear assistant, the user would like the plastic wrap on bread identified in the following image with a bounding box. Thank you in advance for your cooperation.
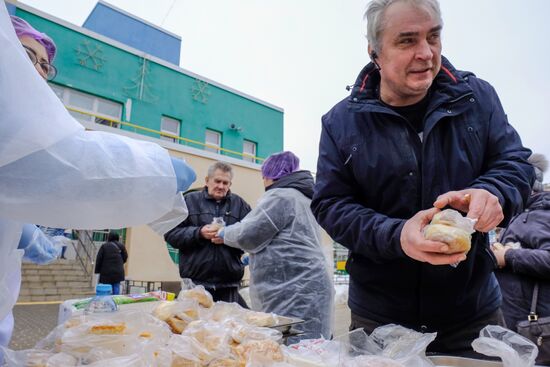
[423,209,476,254]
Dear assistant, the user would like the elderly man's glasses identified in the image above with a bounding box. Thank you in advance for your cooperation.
[23,45,57,80]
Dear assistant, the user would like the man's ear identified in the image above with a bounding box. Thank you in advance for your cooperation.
[204,176,209,185]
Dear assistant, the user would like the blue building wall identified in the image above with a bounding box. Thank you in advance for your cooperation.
[83,1,181,65]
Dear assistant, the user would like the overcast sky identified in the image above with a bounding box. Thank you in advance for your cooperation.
[21,0,550,181]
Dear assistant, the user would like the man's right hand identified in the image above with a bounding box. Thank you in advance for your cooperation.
[200,225,218,240]
[400,207,468,265]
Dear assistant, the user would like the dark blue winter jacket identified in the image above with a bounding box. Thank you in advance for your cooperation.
[311,57,534,332]
[496,192,550,330]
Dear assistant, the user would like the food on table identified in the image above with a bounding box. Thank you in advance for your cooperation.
[245,311,277,327]
[179,287,214,308]
[89,323,126,335]
[233,339,284,363]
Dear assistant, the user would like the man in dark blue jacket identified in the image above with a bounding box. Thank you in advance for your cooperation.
[164,161,251,305]
[311,0,534,356]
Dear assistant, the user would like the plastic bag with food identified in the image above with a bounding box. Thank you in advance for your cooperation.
[84,353,149,367]
[152,299,200,334]
[168,334,217,365]
[1,349,78,367]
[336,325,436,367]
[244,309,279,328]
[233,339,285,365]
[211,216,226,231]
[223,319,282,344]
[201,301,247,323]
[247,352,296,367]
[177,281,214,308]
[284,337,344,366]
[181,320,232,360]
[152,299,199,322]
[423,209,476,254]
[345,355,407,367]
[59,310,171,360]
[472,325,538,367]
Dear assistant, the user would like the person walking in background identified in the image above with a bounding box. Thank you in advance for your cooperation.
[311,0,533,357]
[94,232,128,295]
[164,161,251,305]
[493,154,550,331]
[217,152,333,342]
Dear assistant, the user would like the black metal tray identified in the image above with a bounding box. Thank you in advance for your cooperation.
[270,316,304,334]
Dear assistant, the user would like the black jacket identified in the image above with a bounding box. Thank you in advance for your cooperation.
[164,188,251,288]
[496,192,550,330]
[95,241,128,284]
[311,57,533,332]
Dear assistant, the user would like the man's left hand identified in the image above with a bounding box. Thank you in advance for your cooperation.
[211,236,224,245]
[433,188,504,232]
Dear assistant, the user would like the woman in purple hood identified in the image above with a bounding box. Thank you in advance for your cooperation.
[217,151,334,343]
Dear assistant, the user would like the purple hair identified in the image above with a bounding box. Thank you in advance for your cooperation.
[11,15,56,62]
[261,151,300,180]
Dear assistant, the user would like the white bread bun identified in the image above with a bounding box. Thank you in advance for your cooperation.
[423,209,474,254]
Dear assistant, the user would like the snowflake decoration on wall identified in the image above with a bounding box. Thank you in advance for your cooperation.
[75,40,106,71]
[191,79,211,104]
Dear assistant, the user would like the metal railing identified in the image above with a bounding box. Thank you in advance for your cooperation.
[72,230,97,284]
[66,107,265,163]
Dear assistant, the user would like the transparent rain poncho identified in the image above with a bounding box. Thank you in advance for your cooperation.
[224,187,334,342]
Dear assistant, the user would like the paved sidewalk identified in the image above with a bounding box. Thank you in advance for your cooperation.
[9,303,60,350]
[334,303,351,337]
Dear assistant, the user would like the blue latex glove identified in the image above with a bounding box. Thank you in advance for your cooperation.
[170,157,196,193]
[217,228,225,239]
[17,224,61,264]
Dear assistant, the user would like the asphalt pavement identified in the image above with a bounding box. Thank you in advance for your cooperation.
[9,303,61,350]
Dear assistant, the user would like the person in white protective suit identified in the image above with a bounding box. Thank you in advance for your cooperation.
[0,7,196,359]
[217,151,334,343]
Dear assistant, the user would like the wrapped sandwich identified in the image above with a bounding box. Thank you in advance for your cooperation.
[423,209,476,254]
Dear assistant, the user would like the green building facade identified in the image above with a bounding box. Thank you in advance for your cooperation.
[14,3,284,162]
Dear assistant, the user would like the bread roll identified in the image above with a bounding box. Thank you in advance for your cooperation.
[423,209,474,254]
[423,223,471,253]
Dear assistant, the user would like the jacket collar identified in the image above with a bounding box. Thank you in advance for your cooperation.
[349,56,474,107]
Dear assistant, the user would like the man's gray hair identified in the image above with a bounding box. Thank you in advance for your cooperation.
[528,153,548,192]
[365,0,443,53]
[528,153,549,173]
[207,161,234,180]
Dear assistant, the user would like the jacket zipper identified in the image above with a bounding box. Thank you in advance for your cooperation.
[418,93,473,329]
